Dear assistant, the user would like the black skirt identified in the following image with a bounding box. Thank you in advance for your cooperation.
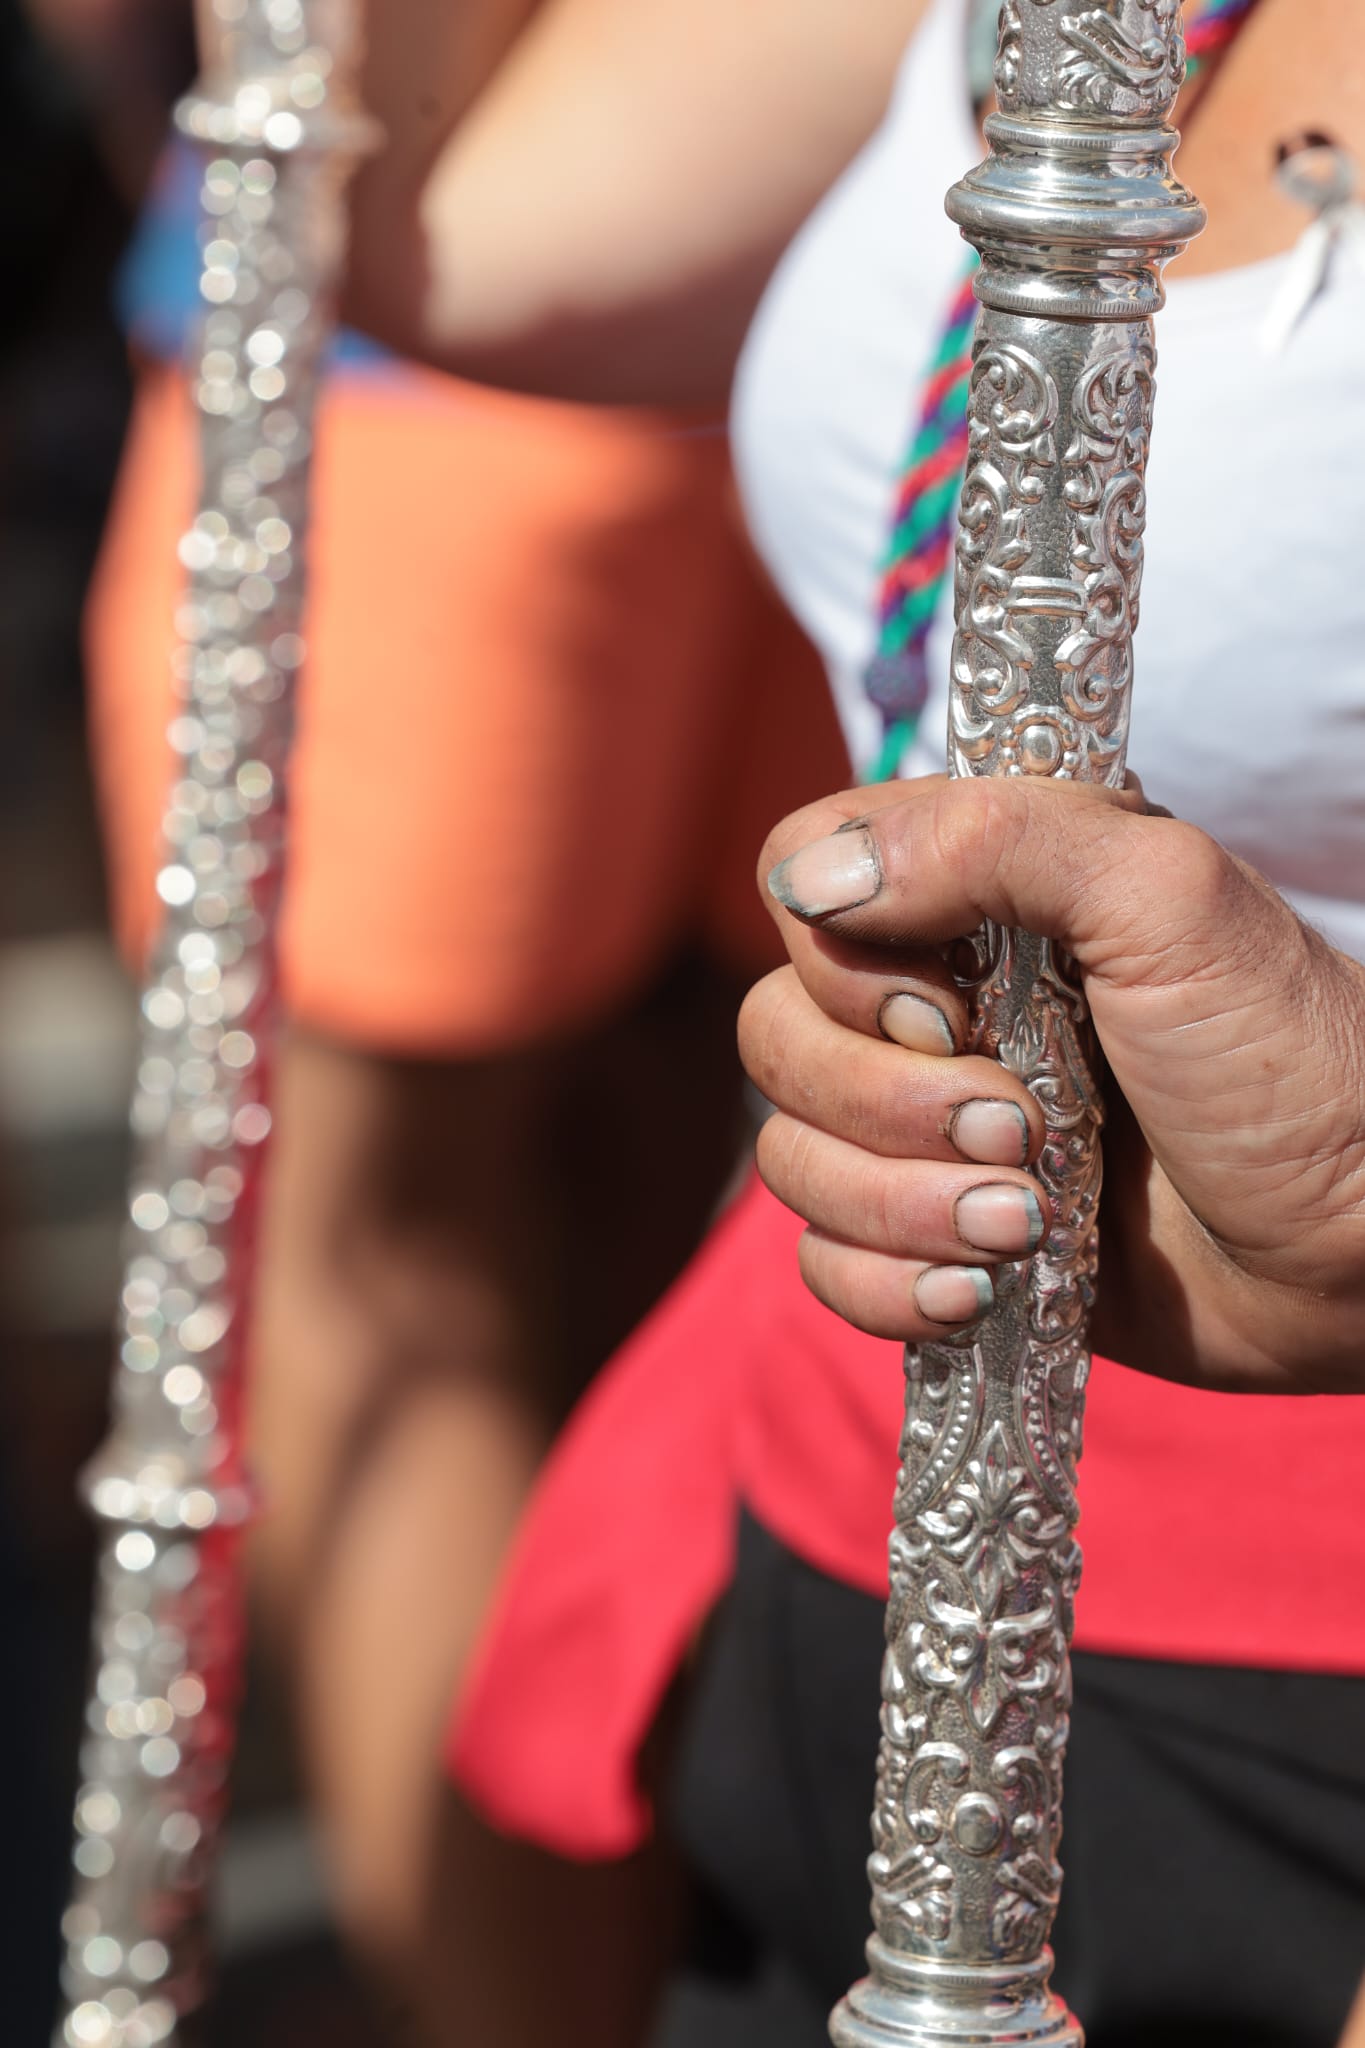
[655,1512,1365,2048]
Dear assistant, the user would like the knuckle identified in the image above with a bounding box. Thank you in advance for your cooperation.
[753,1111,792,1200]
[797,1232,905,1343]
[796,1230,850,1326]
[1143,820,1253,967]
[932,779,1026,895]
[739,970,831,1122]
[852,1062,919,1155]
[868,1161,918,1255]
[742,971,903,1149]
[754,1112,823,1218]
[1156,818,1233,907]
[737,969,791,1093]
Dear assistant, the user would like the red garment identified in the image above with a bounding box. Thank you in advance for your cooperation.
[447,1172,1365,1859]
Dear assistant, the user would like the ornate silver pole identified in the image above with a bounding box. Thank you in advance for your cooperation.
[831,8,1204,2045]
[55,10,374,2044]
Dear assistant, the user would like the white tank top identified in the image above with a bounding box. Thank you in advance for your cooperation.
[732,0,1365,959]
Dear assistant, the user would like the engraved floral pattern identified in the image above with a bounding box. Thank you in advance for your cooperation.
[867,305,1160,1983]
[1056,338,1157,781]
[912,1579,1063,1737]
[916,1422,1070,1613]
[951,331,1153,789]
[995,0,1188,119]
[994,0,1025,98]
[1057,0,1186,118]
[839,0,1199,2037]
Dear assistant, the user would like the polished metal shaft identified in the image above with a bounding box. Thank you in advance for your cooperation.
[54,10,373,2043]
[831,7,1204,2043]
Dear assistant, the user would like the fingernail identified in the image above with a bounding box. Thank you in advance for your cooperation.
[914,1264,995,1326]
[767,825,880,921]
[954,1182,1045,1256]
[880,992,956,1057]
[950,1099,1030,1167]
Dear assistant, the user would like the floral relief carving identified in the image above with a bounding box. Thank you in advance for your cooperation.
[1055,340,1157,786]
[916,1422,1070,1616]
[994,0,1186,121]
[1015,1339,1086,1520]
[873,1346,1083,1957]
[994,0,1024,98]
[952,330,1155,788]
[912,1578,1063,1738]
[868,1717,958,1945]
[868,316,1157,1970]
[994,1848,1064,1953]
[844,0,1198,2030]
[1056,0,1186,118]
[906,1739,972,1843]
[950,343,1060,772]
[899,1343,985,1517]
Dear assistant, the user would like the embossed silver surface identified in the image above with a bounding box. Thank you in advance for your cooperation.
[830,7,1204,2045]
[54,9,373,2043]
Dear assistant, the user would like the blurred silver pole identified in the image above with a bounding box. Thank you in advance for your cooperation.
[55,9,374,2044]
[831,7,1204,2045]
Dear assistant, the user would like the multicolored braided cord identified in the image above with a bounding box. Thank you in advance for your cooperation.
[861,0,1259,786]
[1184,0,1258,68]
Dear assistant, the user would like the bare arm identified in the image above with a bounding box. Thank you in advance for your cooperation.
[346,0,927,405]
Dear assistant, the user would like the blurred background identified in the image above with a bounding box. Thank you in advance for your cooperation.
[0,1,388,2034]
[6,2,1365,2045]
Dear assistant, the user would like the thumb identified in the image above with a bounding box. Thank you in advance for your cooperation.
[765,775,1239,989]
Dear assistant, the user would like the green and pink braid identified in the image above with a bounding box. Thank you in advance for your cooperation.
[861,0,1259,786]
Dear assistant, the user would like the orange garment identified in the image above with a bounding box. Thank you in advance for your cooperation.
[87,359,846,1049]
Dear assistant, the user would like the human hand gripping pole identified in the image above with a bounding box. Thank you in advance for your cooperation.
[54,8,376,2045]
[772,7,1207,2042]
[752,775,1365,1392]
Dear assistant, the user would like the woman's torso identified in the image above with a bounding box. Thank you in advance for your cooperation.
[444,0,1365,1865]
[728,0,1365,1667]
[733,0,1365,953]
